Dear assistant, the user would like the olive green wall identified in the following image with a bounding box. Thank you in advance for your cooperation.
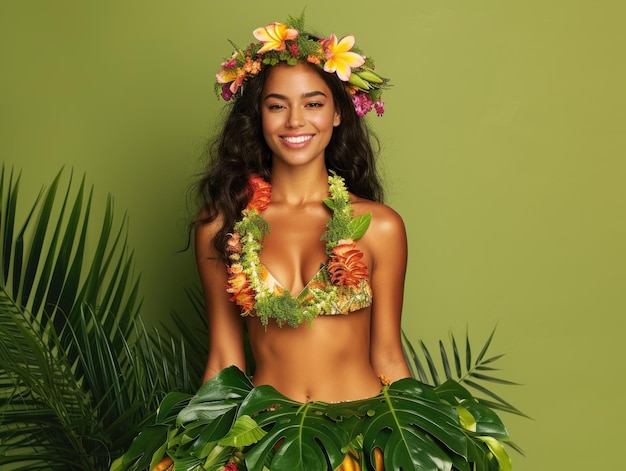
[1,1,624,469]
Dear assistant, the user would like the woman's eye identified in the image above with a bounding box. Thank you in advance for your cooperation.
[268,104,285,110]
[306,102,323,108]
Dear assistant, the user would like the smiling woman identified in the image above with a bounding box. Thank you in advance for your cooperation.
[261,63,341,170]
[112,12,512,471]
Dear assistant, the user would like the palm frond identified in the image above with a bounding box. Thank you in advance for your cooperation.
[402,326,527,418]
[0,293,98,469]
[0,166,196,469]
[160,286,208,382]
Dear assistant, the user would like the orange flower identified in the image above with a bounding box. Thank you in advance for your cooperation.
[226,265,255,312]
[246,176,272,212]
[152,457,174,471]
[306,54,322,65]
[227,266,246,286]
[328,239,369,287]
[379,374,391,386]
[243,56,262,74]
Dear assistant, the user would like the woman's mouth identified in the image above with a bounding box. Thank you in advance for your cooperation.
[281,135,313,144]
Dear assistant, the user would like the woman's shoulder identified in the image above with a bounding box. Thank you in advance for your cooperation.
[350,196,407,268]
[194,207,225,256]
[350,196,406,239]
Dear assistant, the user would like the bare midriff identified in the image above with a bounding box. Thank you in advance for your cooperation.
[246,309,382,403]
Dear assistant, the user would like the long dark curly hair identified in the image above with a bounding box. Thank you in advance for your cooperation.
[195,61,384,262]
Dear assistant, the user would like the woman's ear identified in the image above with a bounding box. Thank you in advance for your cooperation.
[333,111,341,127]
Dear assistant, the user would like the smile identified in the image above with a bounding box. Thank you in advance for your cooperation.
[282,135,313,144]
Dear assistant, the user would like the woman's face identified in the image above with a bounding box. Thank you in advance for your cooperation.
[261,62,341,169]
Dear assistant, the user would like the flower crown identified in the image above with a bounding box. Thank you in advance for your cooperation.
[215,13,390,116]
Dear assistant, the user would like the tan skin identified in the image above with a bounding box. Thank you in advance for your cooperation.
[196,63,411,403]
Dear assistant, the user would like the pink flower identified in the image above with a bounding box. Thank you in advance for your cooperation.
[221,83,234,101]
[374,98,385,116]
[351,92,374,117]
[221,58,237,68]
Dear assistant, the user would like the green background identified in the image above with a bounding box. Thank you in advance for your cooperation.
[1,1,624,469]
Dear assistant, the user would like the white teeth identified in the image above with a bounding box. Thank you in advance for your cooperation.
[283,135,312,144]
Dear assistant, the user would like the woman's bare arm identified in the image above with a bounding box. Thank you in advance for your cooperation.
[195,217,246,382]
[365,204,412,382]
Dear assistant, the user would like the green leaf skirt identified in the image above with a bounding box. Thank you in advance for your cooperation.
[111,366,512,471]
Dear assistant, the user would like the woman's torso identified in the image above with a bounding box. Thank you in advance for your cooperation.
[246,196,381,403]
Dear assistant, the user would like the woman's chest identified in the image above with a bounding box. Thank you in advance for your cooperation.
[259,209,329,293]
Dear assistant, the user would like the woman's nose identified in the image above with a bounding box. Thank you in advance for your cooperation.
[287,108,304,128]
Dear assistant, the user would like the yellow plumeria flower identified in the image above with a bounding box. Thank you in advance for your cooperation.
[321,33,365,82]
[252,22,299,54]
[216,68,238,85]
[216,52,239,85]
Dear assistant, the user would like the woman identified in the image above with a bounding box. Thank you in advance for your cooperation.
[197,52,410,405]
[113,14,511,471]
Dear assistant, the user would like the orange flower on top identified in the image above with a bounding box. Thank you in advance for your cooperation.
[328,238,369,287]
[246,176,272,212]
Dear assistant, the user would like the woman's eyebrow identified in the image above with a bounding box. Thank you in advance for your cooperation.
[263,90,328,100]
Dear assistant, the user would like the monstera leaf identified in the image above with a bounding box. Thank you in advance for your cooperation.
[237,386,353,471]
[346,379,467,471]
[231,375,510,471]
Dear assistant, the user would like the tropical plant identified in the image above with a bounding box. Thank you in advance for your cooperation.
[112,366,515,471]
[0,166,523,471]
[0,166,205,470]
[402,328,526,418]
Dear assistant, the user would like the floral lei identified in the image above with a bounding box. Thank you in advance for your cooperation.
[226,173,372,327]
[215,12,390,117]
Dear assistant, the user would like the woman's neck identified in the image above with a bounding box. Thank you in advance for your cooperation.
[269,165,330,206]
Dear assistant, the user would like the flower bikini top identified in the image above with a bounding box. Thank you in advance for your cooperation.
[225,173,373,328]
